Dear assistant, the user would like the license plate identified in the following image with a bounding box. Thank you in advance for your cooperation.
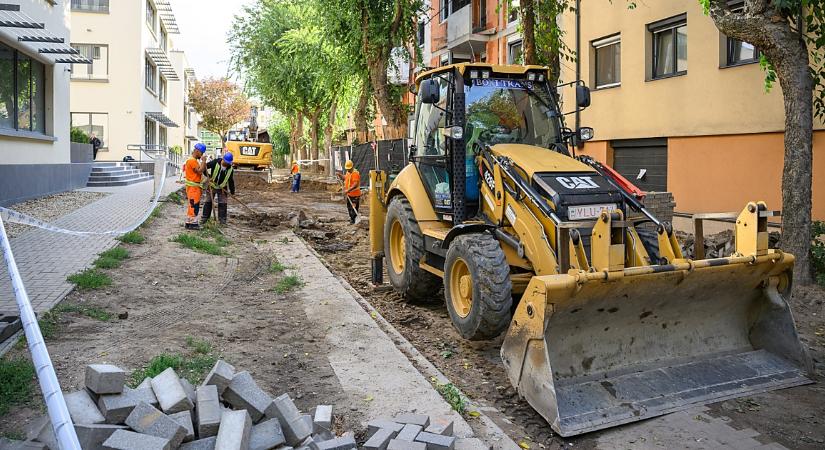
[568,203,617,220]
[240,146,257,156]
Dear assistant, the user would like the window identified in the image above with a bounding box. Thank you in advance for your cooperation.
[160,27,168,52]
[507,40,523,64]
[415,75,450,157]
[650,15,687,79]
[417,21,425,47]
[452,0,470,13]
[71,0,109,12]
[593,35,621,88]
[145,57,156,93]
[71,113,108,148]
[146,0,157,34]
[440,0,451,21]
[726,37,759,66]
[509,0,520,23]
[472,0,486,31]
[0,42,46,134]
[159,125,167,148]
[145,118,156,145]
[71,44,108,79]
[159,76,167,103]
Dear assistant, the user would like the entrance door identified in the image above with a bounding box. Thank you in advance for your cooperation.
[611,138,668,192]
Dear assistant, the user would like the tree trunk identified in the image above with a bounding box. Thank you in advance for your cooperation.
[324,101,338,177]
[309,108,321,172]
[354,81,370,144]
[361,5,406,136]
[295,111,305,162]
[521,0,538,65]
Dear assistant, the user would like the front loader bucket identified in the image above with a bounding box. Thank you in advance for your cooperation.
[501,253,813,437]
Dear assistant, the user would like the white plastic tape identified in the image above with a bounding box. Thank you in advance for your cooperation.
[0,161,169,237]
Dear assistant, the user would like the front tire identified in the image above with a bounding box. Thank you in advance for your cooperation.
[444,233,513,340]
[384,197,442,302]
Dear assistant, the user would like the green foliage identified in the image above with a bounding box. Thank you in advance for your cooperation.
[0,358,36,416]
[434,382,467,415]
[70,127,90,144]
[118,231,145,244]
[166,191,182,204]
[185,336,213,355]
[269,260,288,273]
[94,247,129,269]
[172,233,226,256]
[273,274,303,293]
[67,269,112,290]
[54,303,113,322]
[812,221,825,286]
[129,348,218,387]
[170,145,184,155]
[36,310,60,339]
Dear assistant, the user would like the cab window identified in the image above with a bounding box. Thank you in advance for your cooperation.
[414,74,450,157]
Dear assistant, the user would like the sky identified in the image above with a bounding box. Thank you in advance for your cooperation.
[172,0,255,80]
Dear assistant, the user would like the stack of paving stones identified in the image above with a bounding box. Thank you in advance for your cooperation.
[0,310,22,346]
[8,359,475,450]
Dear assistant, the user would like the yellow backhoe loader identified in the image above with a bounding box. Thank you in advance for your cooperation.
[368,63,812,436]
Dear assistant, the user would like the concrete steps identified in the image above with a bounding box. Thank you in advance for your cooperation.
[87,162,153,187]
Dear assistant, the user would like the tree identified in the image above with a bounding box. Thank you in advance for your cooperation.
[501,0,573,81]
[188,78,250,144]
[702,0,824,285]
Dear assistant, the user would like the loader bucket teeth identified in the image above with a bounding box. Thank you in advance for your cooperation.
[501,254,813,437]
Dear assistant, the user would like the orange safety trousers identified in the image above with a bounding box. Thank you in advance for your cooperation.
[186,186,202,221]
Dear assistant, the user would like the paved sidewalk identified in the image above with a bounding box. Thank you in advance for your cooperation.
[0,176,180,314]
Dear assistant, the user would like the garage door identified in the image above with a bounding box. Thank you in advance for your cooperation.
[611,138,668,192]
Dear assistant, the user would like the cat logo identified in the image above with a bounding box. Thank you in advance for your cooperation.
[556,176,600,190]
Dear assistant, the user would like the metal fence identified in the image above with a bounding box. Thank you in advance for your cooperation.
[331,139,409,187]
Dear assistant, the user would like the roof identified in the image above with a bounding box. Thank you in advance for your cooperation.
[414,63,550,85]
[145,112,179,128]
[0,7,91,65]
[153,0,180,34]
[146,48,180,81]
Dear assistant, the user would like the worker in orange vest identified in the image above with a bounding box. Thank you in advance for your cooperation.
[340,160,361,224]
[184,143,208,229]
[290,160,301,193]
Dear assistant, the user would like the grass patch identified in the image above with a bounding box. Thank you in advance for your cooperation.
[269,260,289,273]
[273,274,303,294]
[166,191,182,204]
[0,431,25,441]
[94,247,130,269]
[67,269,112,290]
[434,382,467,415]
[172,234,225,255]
[200,222,231,246]
[118,231,145,245]
[54,303,112,322]
[0,358,36,416]
[129,352,217,387]
[185,336,212,355]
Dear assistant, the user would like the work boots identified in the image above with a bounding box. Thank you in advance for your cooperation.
[200,202,213,225]
[218,203,228,225]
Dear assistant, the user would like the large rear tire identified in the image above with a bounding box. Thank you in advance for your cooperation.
[444,233,513,340]
[384,197,442,302]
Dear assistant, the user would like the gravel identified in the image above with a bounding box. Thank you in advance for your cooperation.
[3,191,108,238]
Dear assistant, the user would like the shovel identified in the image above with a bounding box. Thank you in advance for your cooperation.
[336,176,362,225]
[229,193,261,218]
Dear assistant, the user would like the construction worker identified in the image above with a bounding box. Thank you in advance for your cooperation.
[184,143,208,229]
[290,160,301,193]
[201,152,236,225]
[341,160,361,224]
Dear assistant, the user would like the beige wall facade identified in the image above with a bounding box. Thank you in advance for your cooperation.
[562,0,825,219]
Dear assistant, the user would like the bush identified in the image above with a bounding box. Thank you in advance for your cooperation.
[813,221,825,286]
[70,127,90,144]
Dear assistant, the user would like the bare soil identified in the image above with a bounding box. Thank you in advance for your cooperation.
[236,177,825,450]
[0,194,363,437]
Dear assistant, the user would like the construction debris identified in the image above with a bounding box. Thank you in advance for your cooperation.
[677,230,781,259]
[10,360,469,450]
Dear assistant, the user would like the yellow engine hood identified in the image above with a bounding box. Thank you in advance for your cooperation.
[491,144,595,177]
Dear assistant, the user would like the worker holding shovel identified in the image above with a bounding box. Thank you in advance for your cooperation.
[201,152,235,226]
[339,160,361,224]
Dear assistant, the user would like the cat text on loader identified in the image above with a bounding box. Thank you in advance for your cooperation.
[367,63,813,436]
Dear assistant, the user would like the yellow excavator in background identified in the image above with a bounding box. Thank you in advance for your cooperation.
[368,63,812,436]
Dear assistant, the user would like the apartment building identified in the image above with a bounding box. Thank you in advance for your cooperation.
[69,0,197,161]
[0,0,92,205]
[167,55,199,152]
[559,0,824,219]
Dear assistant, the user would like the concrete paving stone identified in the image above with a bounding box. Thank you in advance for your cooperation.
[249,418,286,450]
[313,405,332,434]
[415,431,456,450]
[84,364,126,395]
[395,414,430,428]
[180,437,217,450]
[0,439,48,450]
[24,416,53,446]
[315,435,356,450]
[197,385,222,438]
[97,391,140,424]
[102,429,171,450]
[215,410,252,450]
[74,423,128,449]
[180,378,197,405]
[65,389,106,425]
[170,410,196,442]
[396,424,423,442]
[223,371,273,423]
[136,377,153,390]
[202,360,235,395]
[265,393,301,424]
[387,439,426,450]
[453,438,490,450]
[283,414,313,447]
[151,367,194,414]
[363,428,395,450]
[125,386,160,408]
[313,429,333,442]
[424,417,454,437]
[366,419,404,439]
[300,436,319,450]
[125,401,187,449]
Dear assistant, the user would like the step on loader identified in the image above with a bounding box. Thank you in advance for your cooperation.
[367,63,813,436]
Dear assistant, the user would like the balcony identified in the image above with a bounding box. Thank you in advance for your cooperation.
[446,3,490,55]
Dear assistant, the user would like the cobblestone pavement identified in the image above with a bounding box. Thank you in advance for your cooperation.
[0,176,180,314]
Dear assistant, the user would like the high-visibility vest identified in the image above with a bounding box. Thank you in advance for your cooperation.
[184,158,203,188]
[209,166,234,189]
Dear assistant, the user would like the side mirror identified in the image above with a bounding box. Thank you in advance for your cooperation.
[420,79,440,104]
[576,85,591,108]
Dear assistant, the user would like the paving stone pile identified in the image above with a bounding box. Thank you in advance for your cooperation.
[6,360,468,450]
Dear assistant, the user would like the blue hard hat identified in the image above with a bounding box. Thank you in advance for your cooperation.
[194,143,207,152]
[223,153,234,164]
